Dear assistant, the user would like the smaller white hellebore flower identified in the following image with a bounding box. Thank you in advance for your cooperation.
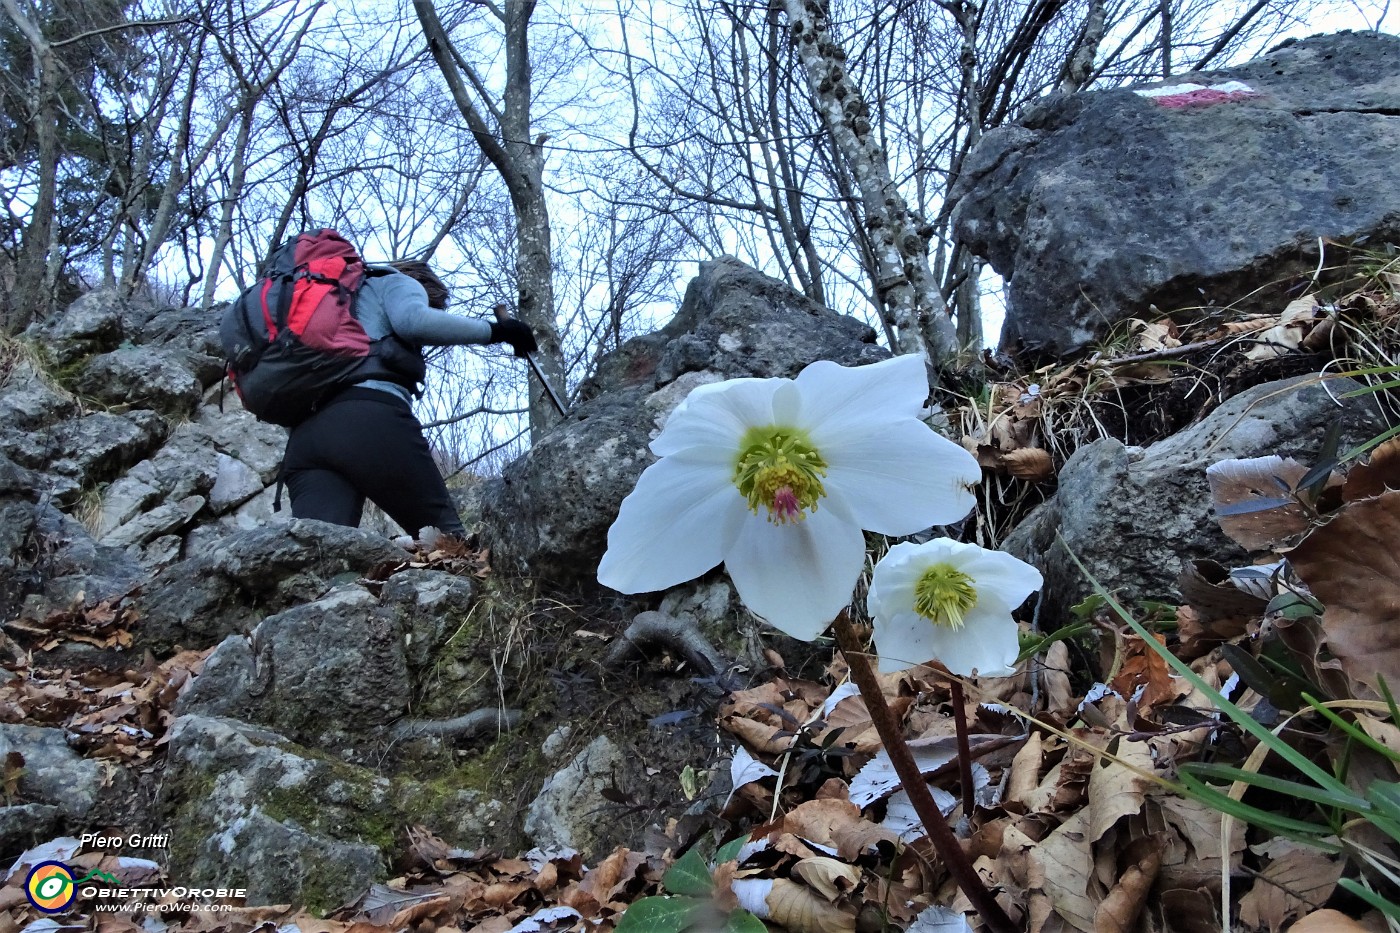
[597,354,981,640]
[867,539,1043,676]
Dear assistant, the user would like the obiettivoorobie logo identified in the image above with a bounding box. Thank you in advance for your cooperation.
[24,862,120,913]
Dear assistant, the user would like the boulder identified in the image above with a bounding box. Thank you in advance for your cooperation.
[479,257,886,582]
[524,735,623,858]
[134,520,407,654]
[23,287,130,366]
[162,715,505,911]
[0,725,105,821]
[952,31,1400,357]
[1005,375,1386,625]
[72,346,202,417]
[0,360,78,429]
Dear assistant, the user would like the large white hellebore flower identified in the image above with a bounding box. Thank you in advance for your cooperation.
[867,539,1043,676]
[597,354,981,639]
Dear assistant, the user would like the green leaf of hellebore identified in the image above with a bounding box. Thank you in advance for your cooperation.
[663,848,715,897]
[713,835,748,866]
[723,908,769,933]
[614,896,704,933]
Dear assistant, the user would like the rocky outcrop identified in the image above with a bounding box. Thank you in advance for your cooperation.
[478,256,888,583]
[134,520,407,654]
[953,31,1400,358]
[1005,374,1386,625]
[161,715,505,911]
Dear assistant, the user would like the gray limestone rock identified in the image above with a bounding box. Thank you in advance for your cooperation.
[953,31,1400,357]
[479,257,886,582]
[1005,375,1386,625]
[162,714,505,910]
[524,735,622,858]
[134,519,407,653]
[0,725,104,821]
[24,287,129,366]
[73,346,202,417]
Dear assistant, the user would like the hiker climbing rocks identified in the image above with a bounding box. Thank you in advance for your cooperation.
[221,231,536,539]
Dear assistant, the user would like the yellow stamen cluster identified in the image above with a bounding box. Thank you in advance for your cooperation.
[733,426,828,524]
[913,563,978,629]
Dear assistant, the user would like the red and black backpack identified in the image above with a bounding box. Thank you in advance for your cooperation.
[219,229,426,426]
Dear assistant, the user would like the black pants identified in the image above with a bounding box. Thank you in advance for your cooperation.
[282,387,466,538]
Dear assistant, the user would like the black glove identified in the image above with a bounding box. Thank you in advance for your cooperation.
[489,319,538,358]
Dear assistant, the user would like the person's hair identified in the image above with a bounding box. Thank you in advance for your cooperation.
[389,259,449,309]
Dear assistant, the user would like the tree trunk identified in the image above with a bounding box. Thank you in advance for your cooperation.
[779,0,960,379]
[415,0,564,441]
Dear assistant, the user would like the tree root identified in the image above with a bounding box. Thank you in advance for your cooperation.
[391,708,523,741]
[603,610,725,676]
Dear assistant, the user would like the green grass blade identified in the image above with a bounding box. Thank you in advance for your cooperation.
[1338,879,1400,920]
[1059,538,1349,795]
[1174,771,1342,848]
[1301,693,1400,764]
[1183,762,1368,811]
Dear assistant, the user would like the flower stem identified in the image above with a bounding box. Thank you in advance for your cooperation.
[948,679,976,818]
[832,613,1016,933]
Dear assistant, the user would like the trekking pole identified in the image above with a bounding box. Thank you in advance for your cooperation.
[492,303,569,418]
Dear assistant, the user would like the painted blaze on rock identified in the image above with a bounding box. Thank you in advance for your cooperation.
[952,30,1400,358]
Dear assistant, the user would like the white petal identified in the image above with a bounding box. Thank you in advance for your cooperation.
[597,455,748,594]
[723,502,865,641]
[822,421,980,534]
[650,377,783,457]
[794,354,930,436]
[873,609,942,673]
[932,604,1023,677]
[960,548,1045,611]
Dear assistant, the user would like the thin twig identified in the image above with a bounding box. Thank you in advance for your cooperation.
[833,613,1017,933]
[948,679,976,819]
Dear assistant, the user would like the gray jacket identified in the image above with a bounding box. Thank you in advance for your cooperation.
[355,267,493,403]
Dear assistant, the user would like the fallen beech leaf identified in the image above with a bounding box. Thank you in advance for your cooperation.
[1238,845,1343,932]
[1093,842,1161,933]
[1006,733,1043,807]
[1042,642,1074,714]
[1110,636,1181,716]
[1343,437,1400,502]
[1087,737,1158,844]
[791,857,861,902]
[1206,455,1316,549]
[1289,491,1400,690]
[1002,447,1054,482]
[765,878,857,933]
[1289,909,1380,932]
[1031,809,1096,931]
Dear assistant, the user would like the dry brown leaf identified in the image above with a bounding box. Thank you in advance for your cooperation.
[1357,716,1400,777]
[765,878,857,933]
[1031,809,1096,932]
[1344,437,1400,502]
[1007,732,1044,807]
[1092,843,1161,933]
[1237,845,1343,932]
[1206,455,1315,550]
[1290,491,1400,690]
[791,857,861,902]
[1245,296,1320,360]
[1290,909,1383,932]
[1003,447,1054,482]
[1087,738,1157,844]
[1042,642,1074,715]
[1111,635,1183,715]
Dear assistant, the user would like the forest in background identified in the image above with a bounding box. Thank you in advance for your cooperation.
[1,0,1386,464]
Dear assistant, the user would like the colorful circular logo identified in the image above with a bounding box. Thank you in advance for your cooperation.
[25,861,76,913]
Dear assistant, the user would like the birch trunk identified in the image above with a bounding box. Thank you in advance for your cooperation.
[779,0,961,378]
